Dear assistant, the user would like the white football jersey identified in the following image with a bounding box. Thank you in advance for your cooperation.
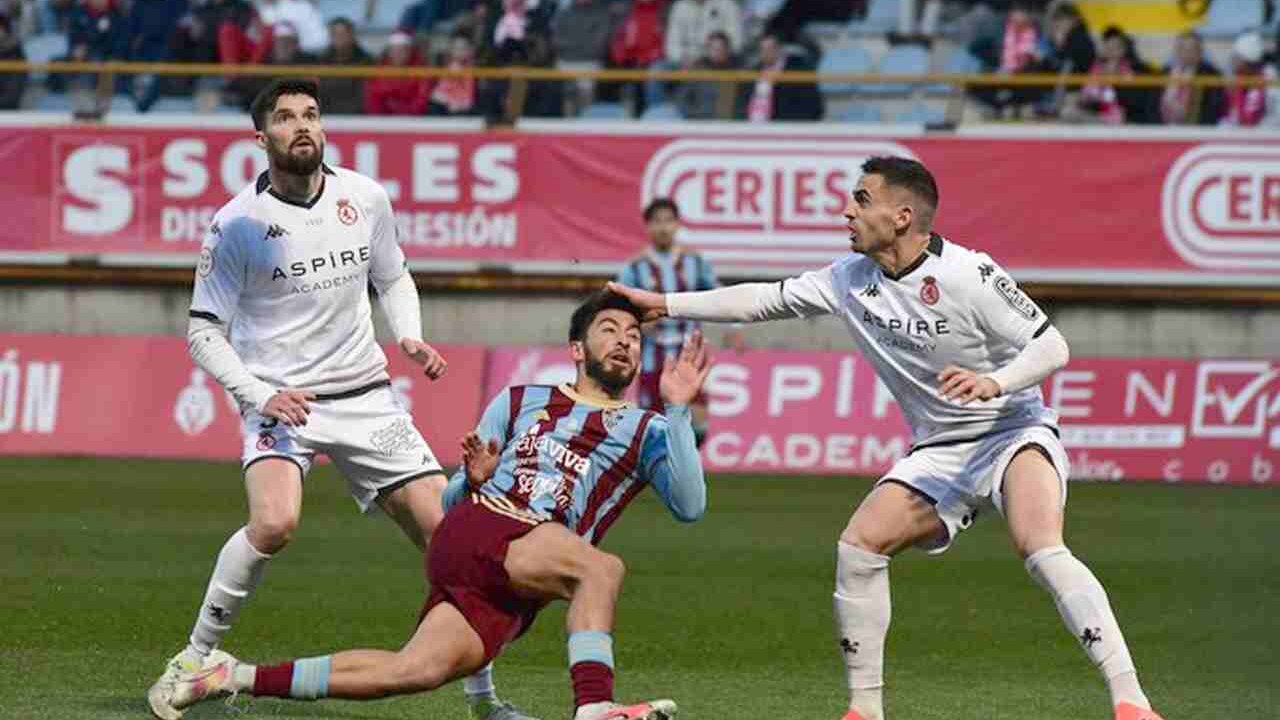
[190,165,407,396]
[777,234,1059,447]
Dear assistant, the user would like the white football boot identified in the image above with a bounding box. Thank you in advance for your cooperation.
[147,648,235,719]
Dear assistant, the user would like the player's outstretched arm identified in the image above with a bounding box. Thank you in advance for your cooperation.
[611,264,841,324]
[642,331,711,522]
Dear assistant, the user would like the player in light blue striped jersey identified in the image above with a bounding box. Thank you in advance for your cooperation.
[161,291,711,720]
[616,198,742,445]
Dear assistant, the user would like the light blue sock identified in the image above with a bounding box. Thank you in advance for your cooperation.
[464,662,497,702]
[567,630,615,669]
[290,656,331,700]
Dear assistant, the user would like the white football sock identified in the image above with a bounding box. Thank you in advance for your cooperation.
[1026,545,1150,709]
[833,542,891,720]
[187,527,272,656]
[463,662,497,702]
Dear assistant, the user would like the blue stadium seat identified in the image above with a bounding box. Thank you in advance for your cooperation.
[862,44,930,96]
[926,49,982,95]
[34,92,73,112]
[894,102,946,124]
[368,0,416,30]
[641,103,682,120]
[580,102,627,120]
[818,44,872,95]
[148,97,196,113]
[1198,0,1264,38]
[315,0,357,24]
[835,104,882,123]
[848,0,900,36]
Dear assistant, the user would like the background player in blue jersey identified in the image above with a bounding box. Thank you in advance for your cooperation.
[616,198,743,445]
[161,291,711,720]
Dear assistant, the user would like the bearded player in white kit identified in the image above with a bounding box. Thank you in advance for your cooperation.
[147,78,537,720]
[609,157,1164,720]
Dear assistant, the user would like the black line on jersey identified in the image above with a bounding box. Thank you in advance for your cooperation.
[312,379,392,401]
[882,234,944,282]
[242,454,306,478]
[1032,320,1052,339]
[256,164,335,207]
[189,310,221,322]
[375,471,443,501]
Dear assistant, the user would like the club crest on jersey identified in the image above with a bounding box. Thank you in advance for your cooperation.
[993,276,1039,320]
[256,432,276,451]
[337,198,359,226]
[920,276,940,306]
[602,408,625,431]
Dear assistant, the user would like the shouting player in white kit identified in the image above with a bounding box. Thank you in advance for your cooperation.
[609,157,1164,720]
[147,78,537,720]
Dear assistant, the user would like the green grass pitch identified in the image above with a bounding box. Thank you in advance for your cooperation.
[1,457,1277,719]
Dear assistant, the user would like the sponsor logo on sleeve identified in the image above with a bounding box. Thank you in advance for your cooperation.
[993,275,1038,320]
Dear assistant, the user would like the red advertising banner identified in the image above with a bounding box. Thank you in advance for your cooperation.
[0,334,486,467]
[2,118,1277,285]
[486,345,1280,485]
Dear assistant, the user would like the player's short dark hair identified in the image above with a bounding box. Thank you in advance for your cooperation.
[861,156,939,230]
[329,16,355,32]
[569,290,644,343]
[643,197,680,222]
[251,77,322,132]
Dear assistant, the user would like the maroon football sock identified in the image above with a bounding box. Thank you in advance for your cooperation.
[570,661,614,708]
[252,661,294,697]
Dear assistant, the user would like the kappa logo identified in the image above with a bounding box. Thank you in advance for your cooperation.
[993,276,1038,321]
[978,263,995,283]
[265,223,289,240]
[1161,143,1280,270]
[861,283,880,297]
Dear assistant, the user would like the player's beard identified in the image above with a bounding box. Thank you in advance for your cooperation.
[268,136,324,177]
[584,347,636,396]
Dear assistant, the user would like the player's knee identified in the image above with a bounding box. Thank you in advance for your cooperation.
[248,511,299,553]
[586,551,626,590]
[839,525,894,556]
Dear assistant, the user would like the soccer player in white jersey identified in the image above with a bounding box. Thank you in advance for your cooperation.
[608,156,1164,720]
[146,78,536,720]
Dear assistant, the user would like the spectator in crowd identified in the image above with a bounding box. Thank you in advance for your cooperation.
[1159,31,1224,126]
[602,0,665,116]
[665,0,742,66]
[68,0,129,63]
[674,30,737,119]
[398,0,472,36]
[127,0,188,112]
[653,0,741,107]
[510,29,564,118]
[552,0,616,109]
[192,0,270,66]
[230,21,314,108]
[968,0,1041,118]
[764,0,855,42]
[0,0,33,40]
[317,17,373,114]
[1028,2,1093,116]
[1064,25,1154,125]
[427,29,479,115]
[365,30,432,115]
[453,0,499,66]
[256,0,327,54]
[1221,31,1269,127]
[742,31,823,121]
[0,14,27,109]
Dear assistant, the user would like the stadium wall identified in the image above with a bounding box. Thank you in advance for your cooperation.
[1,285,1279,358]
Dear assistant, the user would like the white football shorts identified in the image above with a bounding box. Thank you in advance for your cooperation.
[240,381,443,512]
[878,424,1070,554]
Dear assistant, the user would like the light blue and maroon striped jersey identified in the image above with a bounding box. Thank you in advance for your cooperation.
[616,248,720,374]
[444,384,706,545]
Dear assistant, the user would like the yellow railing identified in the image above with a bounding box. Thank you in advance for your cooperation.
[2,59,1275,89]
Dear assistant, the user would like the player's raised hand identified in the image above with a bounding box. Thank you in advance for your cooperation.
[460,431,501,490]
[937,365,1001,405]
[263,389,315,426]
[399,338,448,380]
[659,329,711,407]
[605,281,669,323]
